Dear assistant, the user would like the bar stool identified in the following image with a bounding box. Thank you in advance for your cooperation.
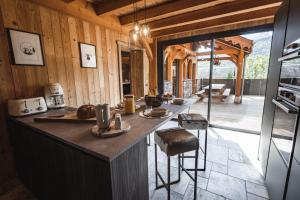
[178,113,208,171]
[154,127,199,200]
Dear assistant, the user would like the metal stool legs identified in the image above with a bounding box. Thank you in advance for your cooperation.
[155,144,198,200]
[147,134,151,146]
[181,129,207,171]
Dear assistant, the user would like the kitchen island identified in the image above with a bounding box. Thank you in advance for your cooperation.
[9,101,193,200]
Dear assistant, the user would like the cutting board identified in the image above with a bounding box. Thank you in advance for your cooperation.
[34,112,97,123]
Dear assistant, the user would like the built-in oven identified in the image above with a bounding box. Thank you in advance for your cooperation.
[272,38,300,166]
[279,39,300,91]
[272,87,299,165]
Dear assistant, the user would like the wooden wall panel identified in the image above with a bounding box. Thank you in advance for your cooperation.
[0,2,17,189]
[0,0,129,189]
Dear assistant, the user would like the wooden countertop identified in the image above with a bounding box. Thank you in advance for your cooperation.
[11,100,195,162]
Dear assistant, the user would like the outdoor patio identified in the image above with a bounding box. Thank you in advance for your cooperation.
[188,95,265,132]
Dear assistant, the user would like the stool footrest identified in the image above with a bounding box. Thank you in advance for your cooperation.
[156,171,180,190]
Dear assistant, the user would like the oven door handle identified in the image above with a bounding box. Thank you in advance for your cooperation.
[272,99,298,114]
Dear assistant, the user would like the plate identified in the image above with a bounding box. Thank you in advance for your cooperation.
[139,111,173,119]
[91,121,131,138]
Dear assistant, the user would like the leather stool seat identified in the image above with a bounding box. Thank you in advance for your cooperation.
[154,127,199,156]
[178,113,208,130]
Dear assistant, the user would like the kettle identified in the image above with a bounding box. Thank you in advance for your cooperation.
[95,104,110,129]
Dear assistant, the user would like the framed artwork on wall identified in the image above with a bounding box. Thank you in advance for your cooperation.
[79,42,97,68]
[7,28,45,66]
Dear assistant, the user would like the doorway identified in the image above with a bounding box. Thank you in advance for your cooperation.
[160,27,273,134]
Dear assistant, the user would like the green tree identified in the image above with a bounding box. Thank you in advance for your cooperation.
[245,55,269,79]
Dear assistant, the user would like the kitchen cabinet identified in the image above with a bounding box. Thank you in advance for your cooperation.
[260,0,290,175]
[286,158,300,200]
[293,124,300,162]
[285,0,300,45]
[266,141,288,200]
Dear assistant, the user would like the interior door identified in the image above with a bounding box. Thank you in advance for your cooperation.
[130,49,144,98]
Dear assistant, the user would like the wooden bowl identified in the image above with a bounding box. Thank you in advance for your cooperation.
[144,95,163,107]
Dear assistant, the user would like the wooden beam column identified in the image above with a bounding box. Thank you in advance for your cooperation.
[149,39,157,91]
[178,59,184,97]
[166,56,173,81]
[187,60,193,79]
[183,62,187,80]
[234,50,245,104]
[192,63,197,93]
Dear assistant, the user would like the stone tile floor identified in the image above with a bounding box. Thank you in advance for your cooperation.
[148,121,269,200]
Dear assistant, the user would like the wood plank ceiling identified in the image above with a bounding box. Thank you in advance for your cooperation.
[66,0,282,38]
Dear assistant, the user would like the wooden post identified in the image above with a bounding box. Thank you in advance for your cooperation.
[192,63,197,93]
[183,62,187,80]
[234,50,244,104]
[188,60,193,79]
[166,56,173,81]
[178,59,184,97]
[149,39,157,91]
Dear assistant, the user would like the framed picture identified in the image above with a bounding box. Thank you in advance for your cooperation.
[7,28,45,66]
[79,42,97,68]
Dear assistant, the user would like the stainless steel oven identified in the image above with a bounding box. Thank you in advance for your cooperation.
[272,39,300,166]
[272,87,299,165]
[279,39,300,90]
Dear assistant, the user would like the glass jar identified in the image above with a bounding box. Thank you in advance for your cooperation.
[124,95,135,114]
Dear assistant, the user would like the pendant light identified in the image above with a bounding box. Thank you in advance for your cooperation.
[132,0,140,41]
[141,0,150,37]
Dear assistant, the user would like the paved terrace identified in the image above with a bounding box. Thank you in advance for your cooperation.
[188,95,265,132]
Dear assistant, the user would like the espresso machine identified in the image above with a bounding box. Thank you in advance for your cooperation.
[44,83,65,109]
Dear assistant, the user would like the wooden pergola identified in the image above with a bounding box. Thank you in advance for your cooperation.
[164,36,253,103]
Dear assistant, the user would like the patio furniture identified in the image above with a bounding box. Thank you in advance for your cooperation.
[154,127,199,200]
[197,84,231,102]
[178,113,208,171]
[195,89,205,100]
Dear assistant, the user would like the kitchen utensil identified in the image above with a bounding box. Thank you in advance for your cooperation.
[44,83,65,109]
[8,97,47,117]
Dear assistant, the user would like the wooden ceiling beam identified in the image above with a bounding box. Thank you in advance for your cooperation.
[93,0,142,16]
[148,0,281,30]
[151,7,278,37]
[63,0,74,3]
[196,49,239,56]
[119,0,232,25]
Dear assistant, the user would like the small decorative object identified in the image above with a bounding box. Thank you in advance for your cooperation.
[162,93,173,104]
[91,120,131,138]
[79,42,97,68]
[7,29,44,66]
[144,95,163,107]
[77,104,96,119]
[114,113,122,130]
[173,98,185,105]
[95,104,110,129]
[124,95,135,114]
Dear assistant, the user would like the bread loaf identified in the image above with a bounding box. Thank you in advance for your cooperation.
[77,104,96,119]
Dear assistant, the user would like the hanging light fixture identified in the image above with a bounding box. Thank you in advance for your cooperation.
[131,0,140,41]
[141,0,150,37]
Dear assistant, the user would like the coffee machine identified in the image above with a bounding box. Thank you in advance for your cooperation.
[44,83,65,109]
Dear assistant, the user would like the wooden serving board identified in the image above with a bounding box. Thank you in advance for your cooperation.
[34,113,97,123]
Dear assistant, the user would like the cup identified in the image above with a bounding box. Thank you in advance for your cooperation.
[115,113,122,130]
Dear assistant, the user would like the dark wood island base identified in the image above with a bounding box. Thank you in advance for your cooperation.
[8,102,192,200]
